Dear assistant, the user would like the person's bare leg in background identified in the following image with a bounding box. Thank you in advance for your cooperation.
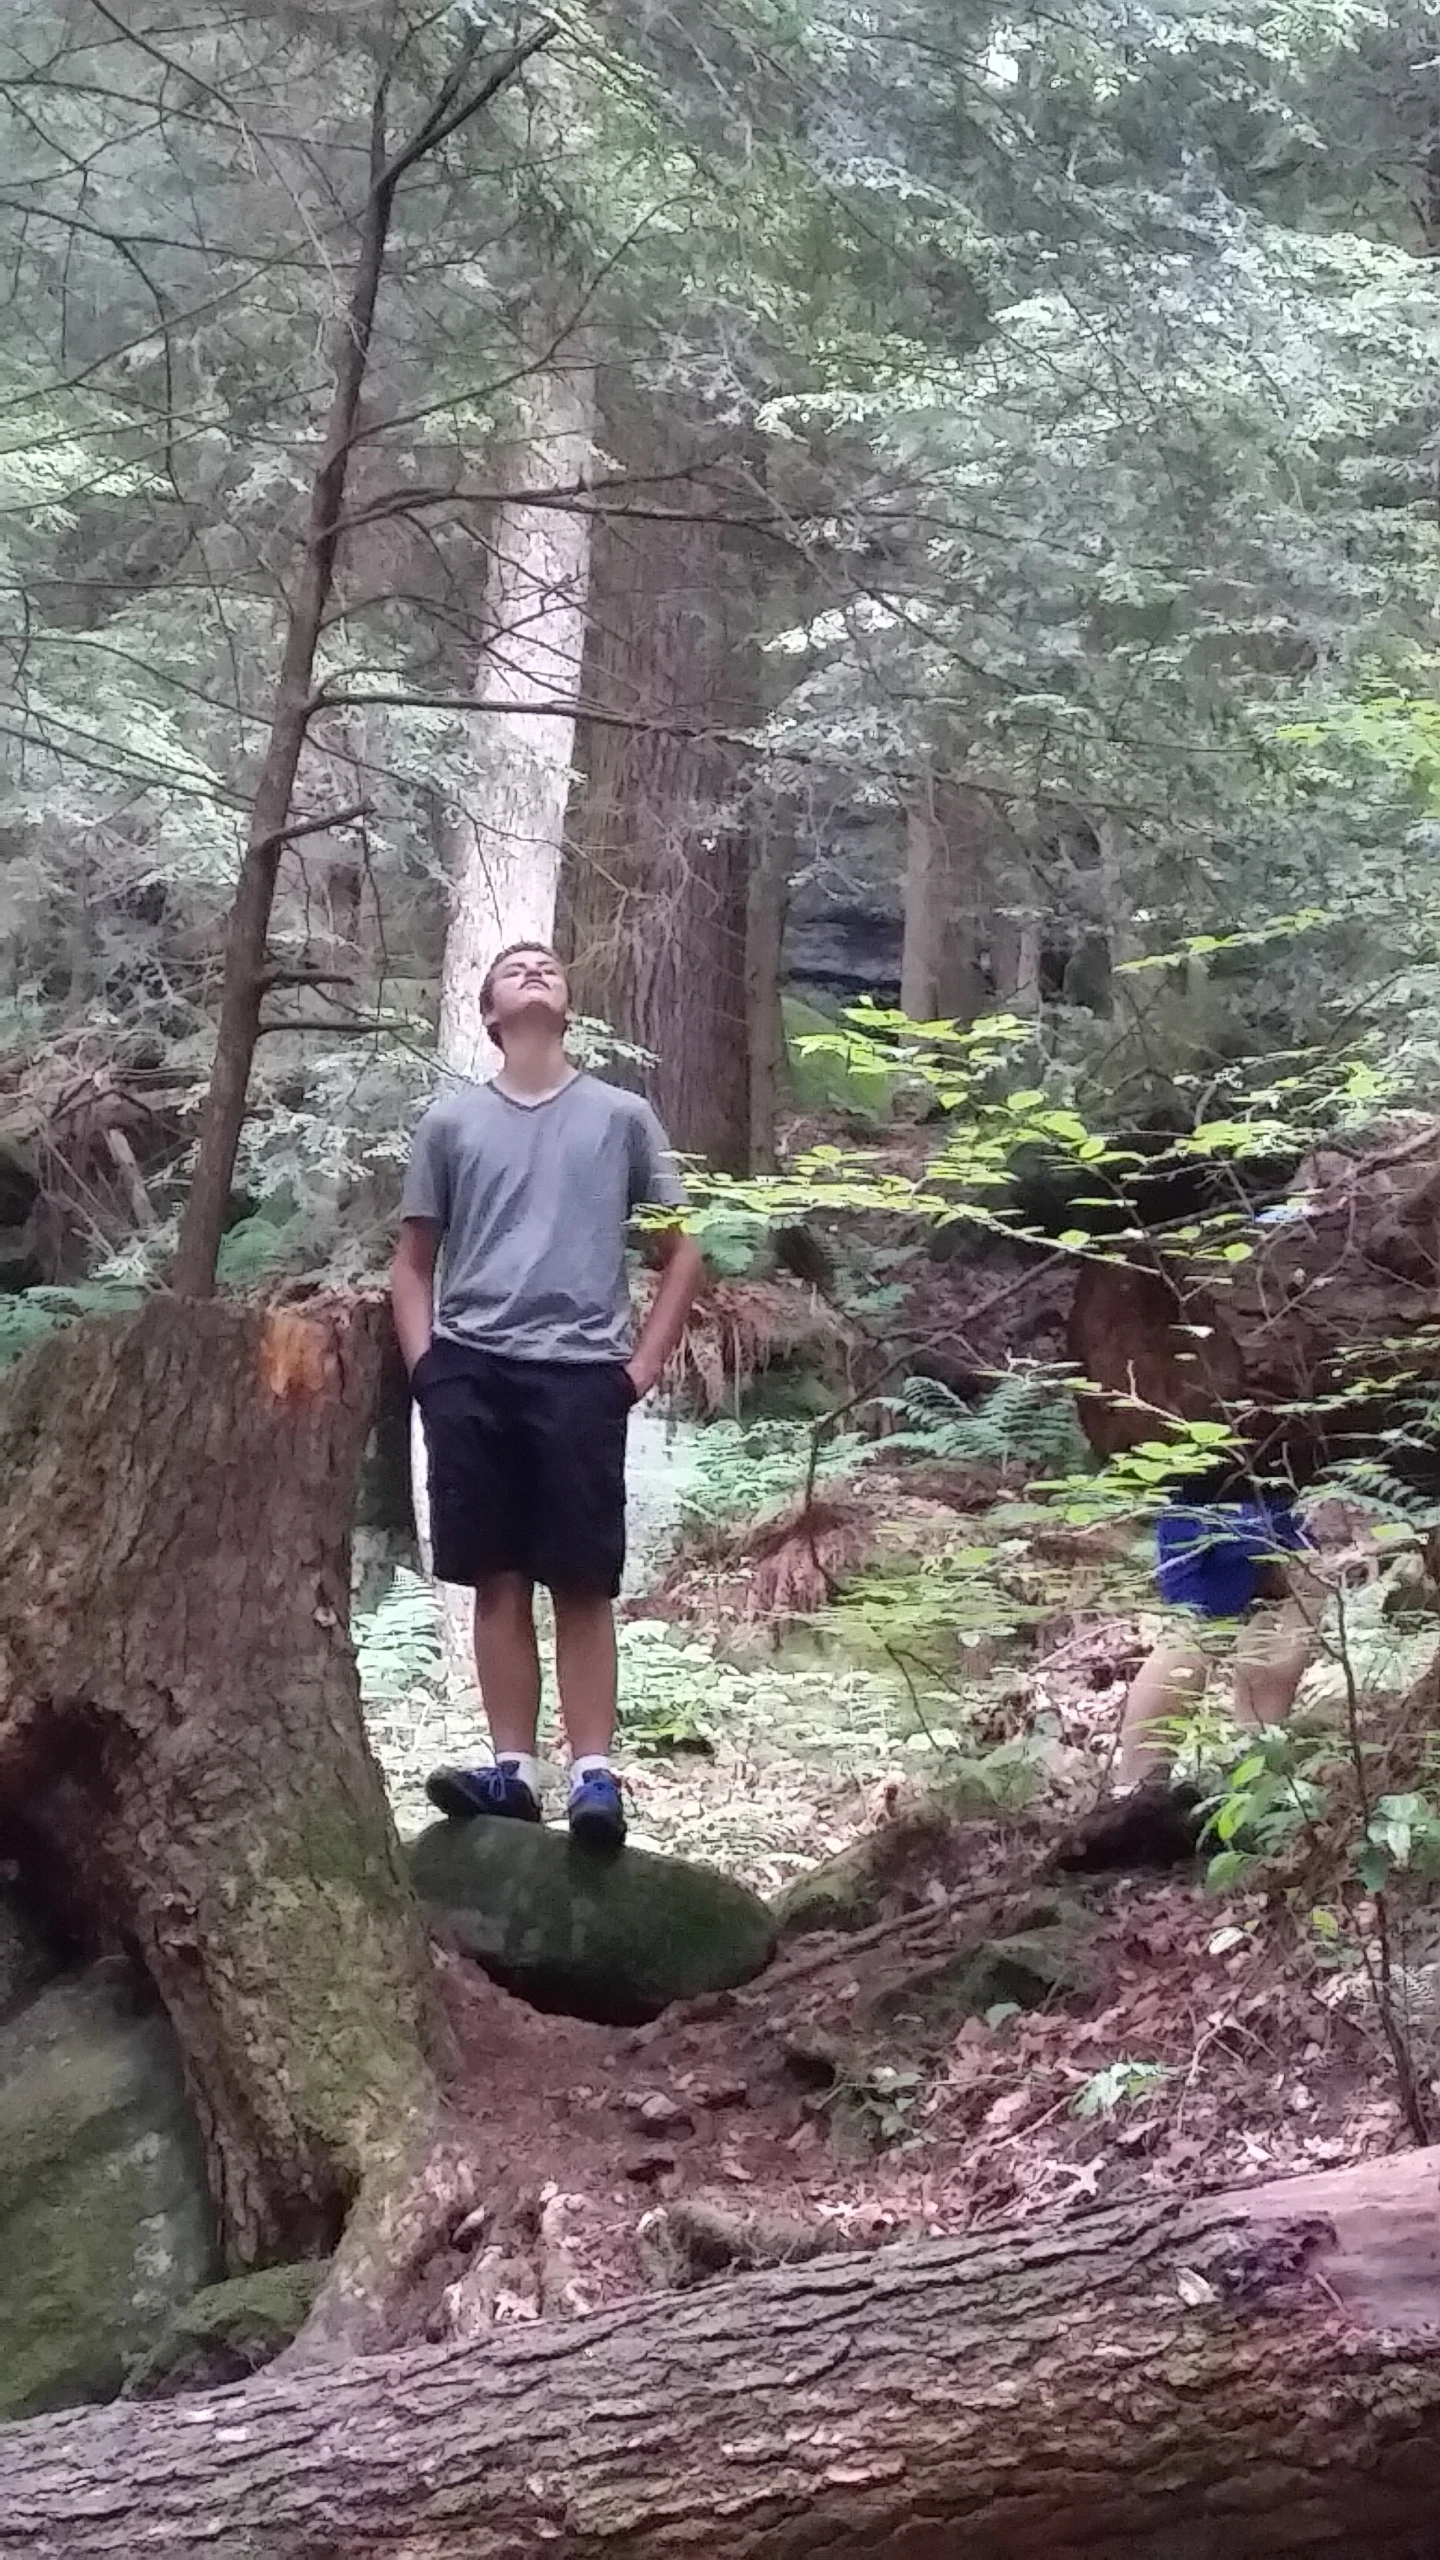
[1116,1638,1210,1789]
[1117,1562,1318,1788]
[1230,1565,1318,1733]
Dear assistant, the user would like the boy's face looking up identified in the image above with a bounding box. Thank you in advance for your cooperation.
[481,945,570,1050]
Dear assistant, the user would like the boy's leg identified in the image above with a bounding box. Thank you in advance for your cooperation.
[474,1571,542,1755]
[426,1571,544,1820]
[551,1588,618,1763]
[1116,1502,1222,1790]
[1117,1638,1209,1788]
[528,1361,632,1847]
[419,1349,543,1821]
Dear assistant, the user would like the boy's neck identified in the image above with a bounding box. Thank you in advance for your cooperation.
[494,1025,575,1100]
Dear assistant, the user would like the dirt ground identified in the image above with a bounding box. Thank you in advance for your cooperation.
[415,1745,1419,2336]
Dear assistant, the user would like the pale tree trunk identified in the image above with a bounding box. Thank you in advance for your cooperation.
[10,2147,1440,2555]
[564,385,763,1177]
[993,895,1044,1014]
[900,772,943,1022]
[436,361,596,1080]
[416,352,597,1691]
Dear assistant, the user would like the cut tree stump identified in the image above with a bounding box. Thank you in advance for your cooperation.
[7,2148,1440,2556]
[0,1292,439,2273]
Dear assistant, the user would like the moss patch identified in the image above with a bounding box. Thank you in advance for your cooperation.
[0,1970,216,2419]
[127,2261,326,2398]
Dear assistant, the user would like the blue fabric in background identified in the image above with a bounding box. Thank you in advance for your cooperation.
[1154,1499,1305,1621]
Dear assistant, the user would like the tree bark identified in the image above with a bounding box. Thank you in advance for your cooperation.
[0,1294,437,2270]
[746,813,790,1174]
[900,770,992,1026]
[564,388,763,1175]
[7,2148,1440,2556]
[1067,1127,1440,1483]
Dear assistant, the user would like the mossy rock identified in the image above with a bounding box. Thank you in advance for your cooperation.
[127,2262,326,2399]
[409,1819,778,2025]
[0,1968,217,2420]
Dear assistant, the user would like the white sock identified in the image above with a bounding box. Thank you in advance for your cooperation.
[496,1752,540,1798]
[570,1754,614,1791]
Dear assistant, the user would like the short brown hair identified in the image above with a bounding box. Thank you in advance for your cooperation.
[479,942,569,1023]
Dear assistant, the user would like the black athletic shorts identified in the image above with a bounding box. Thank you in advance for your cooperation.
[412,1339,636,1596]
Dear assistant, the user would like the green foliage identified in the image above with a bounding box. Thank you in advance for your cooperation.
[5,0,1440,1233]
[215,1206,311,1288]
[353,1571,444,1705]
[615,1620,727,1755]
[0,1283,144,1373]
[677,1418,863,1535]
[882,1372,1090,1473]
[1199,1726,1334,1887]
[909,1731,1048,1808]
[1037,1422,1247,1527]
[1189,1694,1440,1908]
[783,997,916,1123]
[680,1203,772,1281]
[834,1542,1051,1679]
[1354,1791,1440,1892]
[1072,2061,1172,2119]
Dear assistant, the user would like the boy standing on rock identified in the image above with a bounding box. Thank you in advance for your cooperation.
[392,944,704,1850]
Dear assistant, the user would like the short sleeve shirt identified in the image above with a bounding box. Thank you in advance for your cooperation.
[400,1073,686,1362]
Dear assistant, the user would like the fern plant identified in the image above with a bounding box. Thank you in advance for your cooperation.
[881,1371,1090,1473]
[353,1569,443,1702]
[0,1281,145,1372]
[678,1418,863,1533]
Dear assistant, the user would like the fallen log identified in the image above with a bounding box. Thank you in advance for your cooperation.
[7,2148,1440,2557]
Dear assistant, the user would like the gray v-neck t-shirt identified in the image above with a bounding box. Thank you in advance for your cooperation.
[400,1073,686,1364]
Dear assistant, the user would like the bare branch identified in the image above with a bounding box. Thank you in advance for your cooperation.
[254,802,371,854]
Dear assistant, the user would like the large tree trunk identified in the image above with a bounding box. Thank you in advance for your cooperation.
[564,388,763,1175]
[1068,1124,1440,1484]
[8,2147,1440,2555]
[0,1295,437,2270]
[745,811,790,1174]
[900,770,991,1026]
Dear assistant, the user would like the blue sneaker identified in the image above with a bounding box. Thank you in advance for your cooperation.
[568,1768,626,1852]
[426,1764,541,1824]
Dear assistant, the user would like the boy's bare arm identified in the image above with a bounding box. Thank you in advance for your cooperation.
[627,1229,706,1399]
[391,1217,440,1374]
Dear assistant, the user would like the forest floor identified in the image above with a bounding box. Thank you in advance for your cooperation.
[366,1514,1435,2339]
